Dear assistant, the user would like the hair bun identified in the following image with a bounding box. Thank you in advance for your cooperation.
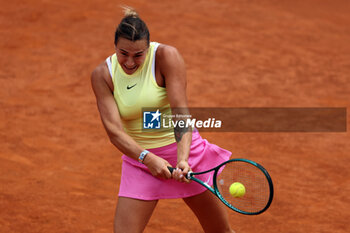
[122,6,138,18]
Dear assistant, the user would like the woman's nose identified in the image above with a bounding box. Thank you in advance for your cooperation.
[125,56,135,67]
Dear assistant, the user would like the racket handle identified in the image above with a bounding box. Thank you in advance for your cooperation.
[167,166,175,173]
[167,166,191,179]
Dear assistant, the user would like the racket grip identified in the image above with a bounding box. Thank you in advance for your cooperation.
[167,166,175,173]
[167,166,191,179]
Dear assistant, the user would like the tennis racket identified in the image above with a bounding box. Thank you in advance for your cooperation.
[168,158,274,215]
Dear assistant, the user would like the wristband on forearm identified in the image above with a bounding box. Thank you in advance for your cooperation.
[138,150,150,164]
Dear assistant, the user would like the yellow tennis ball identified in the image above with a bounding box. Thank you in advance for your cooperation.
[229,182,246,198]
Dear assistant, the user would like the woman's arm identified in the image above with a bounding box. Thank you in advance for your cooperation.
[158,45,192,182]
[91,62,172,179]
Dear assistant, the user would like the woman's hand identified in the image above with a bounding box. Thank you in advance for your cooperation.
[143,152,172,179]
[172,160,191,183]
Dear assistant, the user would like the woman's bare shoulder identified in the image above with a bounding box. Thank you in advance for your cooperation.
[92,62,109,79]
[156,44,184,71]
[91,61,113,92]
[157,44,181,59]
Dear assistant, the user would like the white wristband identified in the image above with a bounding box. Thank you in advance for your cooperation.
[138,150,150,164]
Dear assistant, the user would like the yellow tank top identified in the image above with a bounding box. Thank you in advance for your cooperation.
[109,42,175,149]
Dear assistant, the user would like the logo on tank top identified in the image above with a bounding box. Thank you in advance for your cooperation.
[127,83,137,90]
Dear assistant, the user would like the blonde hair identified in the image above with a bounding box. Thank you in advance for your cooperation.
[121,6,138,18]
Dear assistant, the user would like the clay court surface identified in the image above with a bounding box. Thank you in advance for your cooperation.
[1,0,349,232]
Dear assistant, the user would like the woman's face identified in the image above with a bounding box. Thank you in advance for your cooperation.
[115,37,149,75]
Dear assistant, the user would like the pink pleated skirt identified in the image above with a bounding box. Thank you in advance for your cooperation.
[118,131,231,200]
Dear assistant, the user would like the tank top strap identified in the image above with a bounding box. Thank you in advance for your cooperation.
[105,56,113,79]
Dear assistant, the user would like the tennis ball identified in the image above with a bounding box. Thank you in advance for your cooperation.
[229,182,246,198]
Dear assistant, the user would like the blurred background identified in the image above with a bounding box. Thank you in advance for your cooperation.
[0,0,349,232]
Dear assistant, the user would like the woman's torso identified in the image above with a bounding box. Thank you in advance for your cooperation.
[106,42,175,149]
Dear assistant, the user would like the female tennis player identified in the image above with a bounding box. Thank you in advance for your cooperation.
[91,7,234,233]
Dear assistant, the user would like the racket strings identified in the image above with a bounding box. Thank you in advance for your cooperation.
[216,161,271,214]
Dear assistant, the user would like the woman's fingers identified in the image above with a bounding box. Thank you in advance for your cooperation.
[171,167,191,183]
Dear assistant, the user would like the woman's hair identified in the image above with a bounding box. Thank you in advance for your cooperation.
[114,6,150,45]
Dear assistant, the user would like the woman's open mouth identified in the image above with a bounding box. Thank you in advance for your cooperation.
[124,65,137,72]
